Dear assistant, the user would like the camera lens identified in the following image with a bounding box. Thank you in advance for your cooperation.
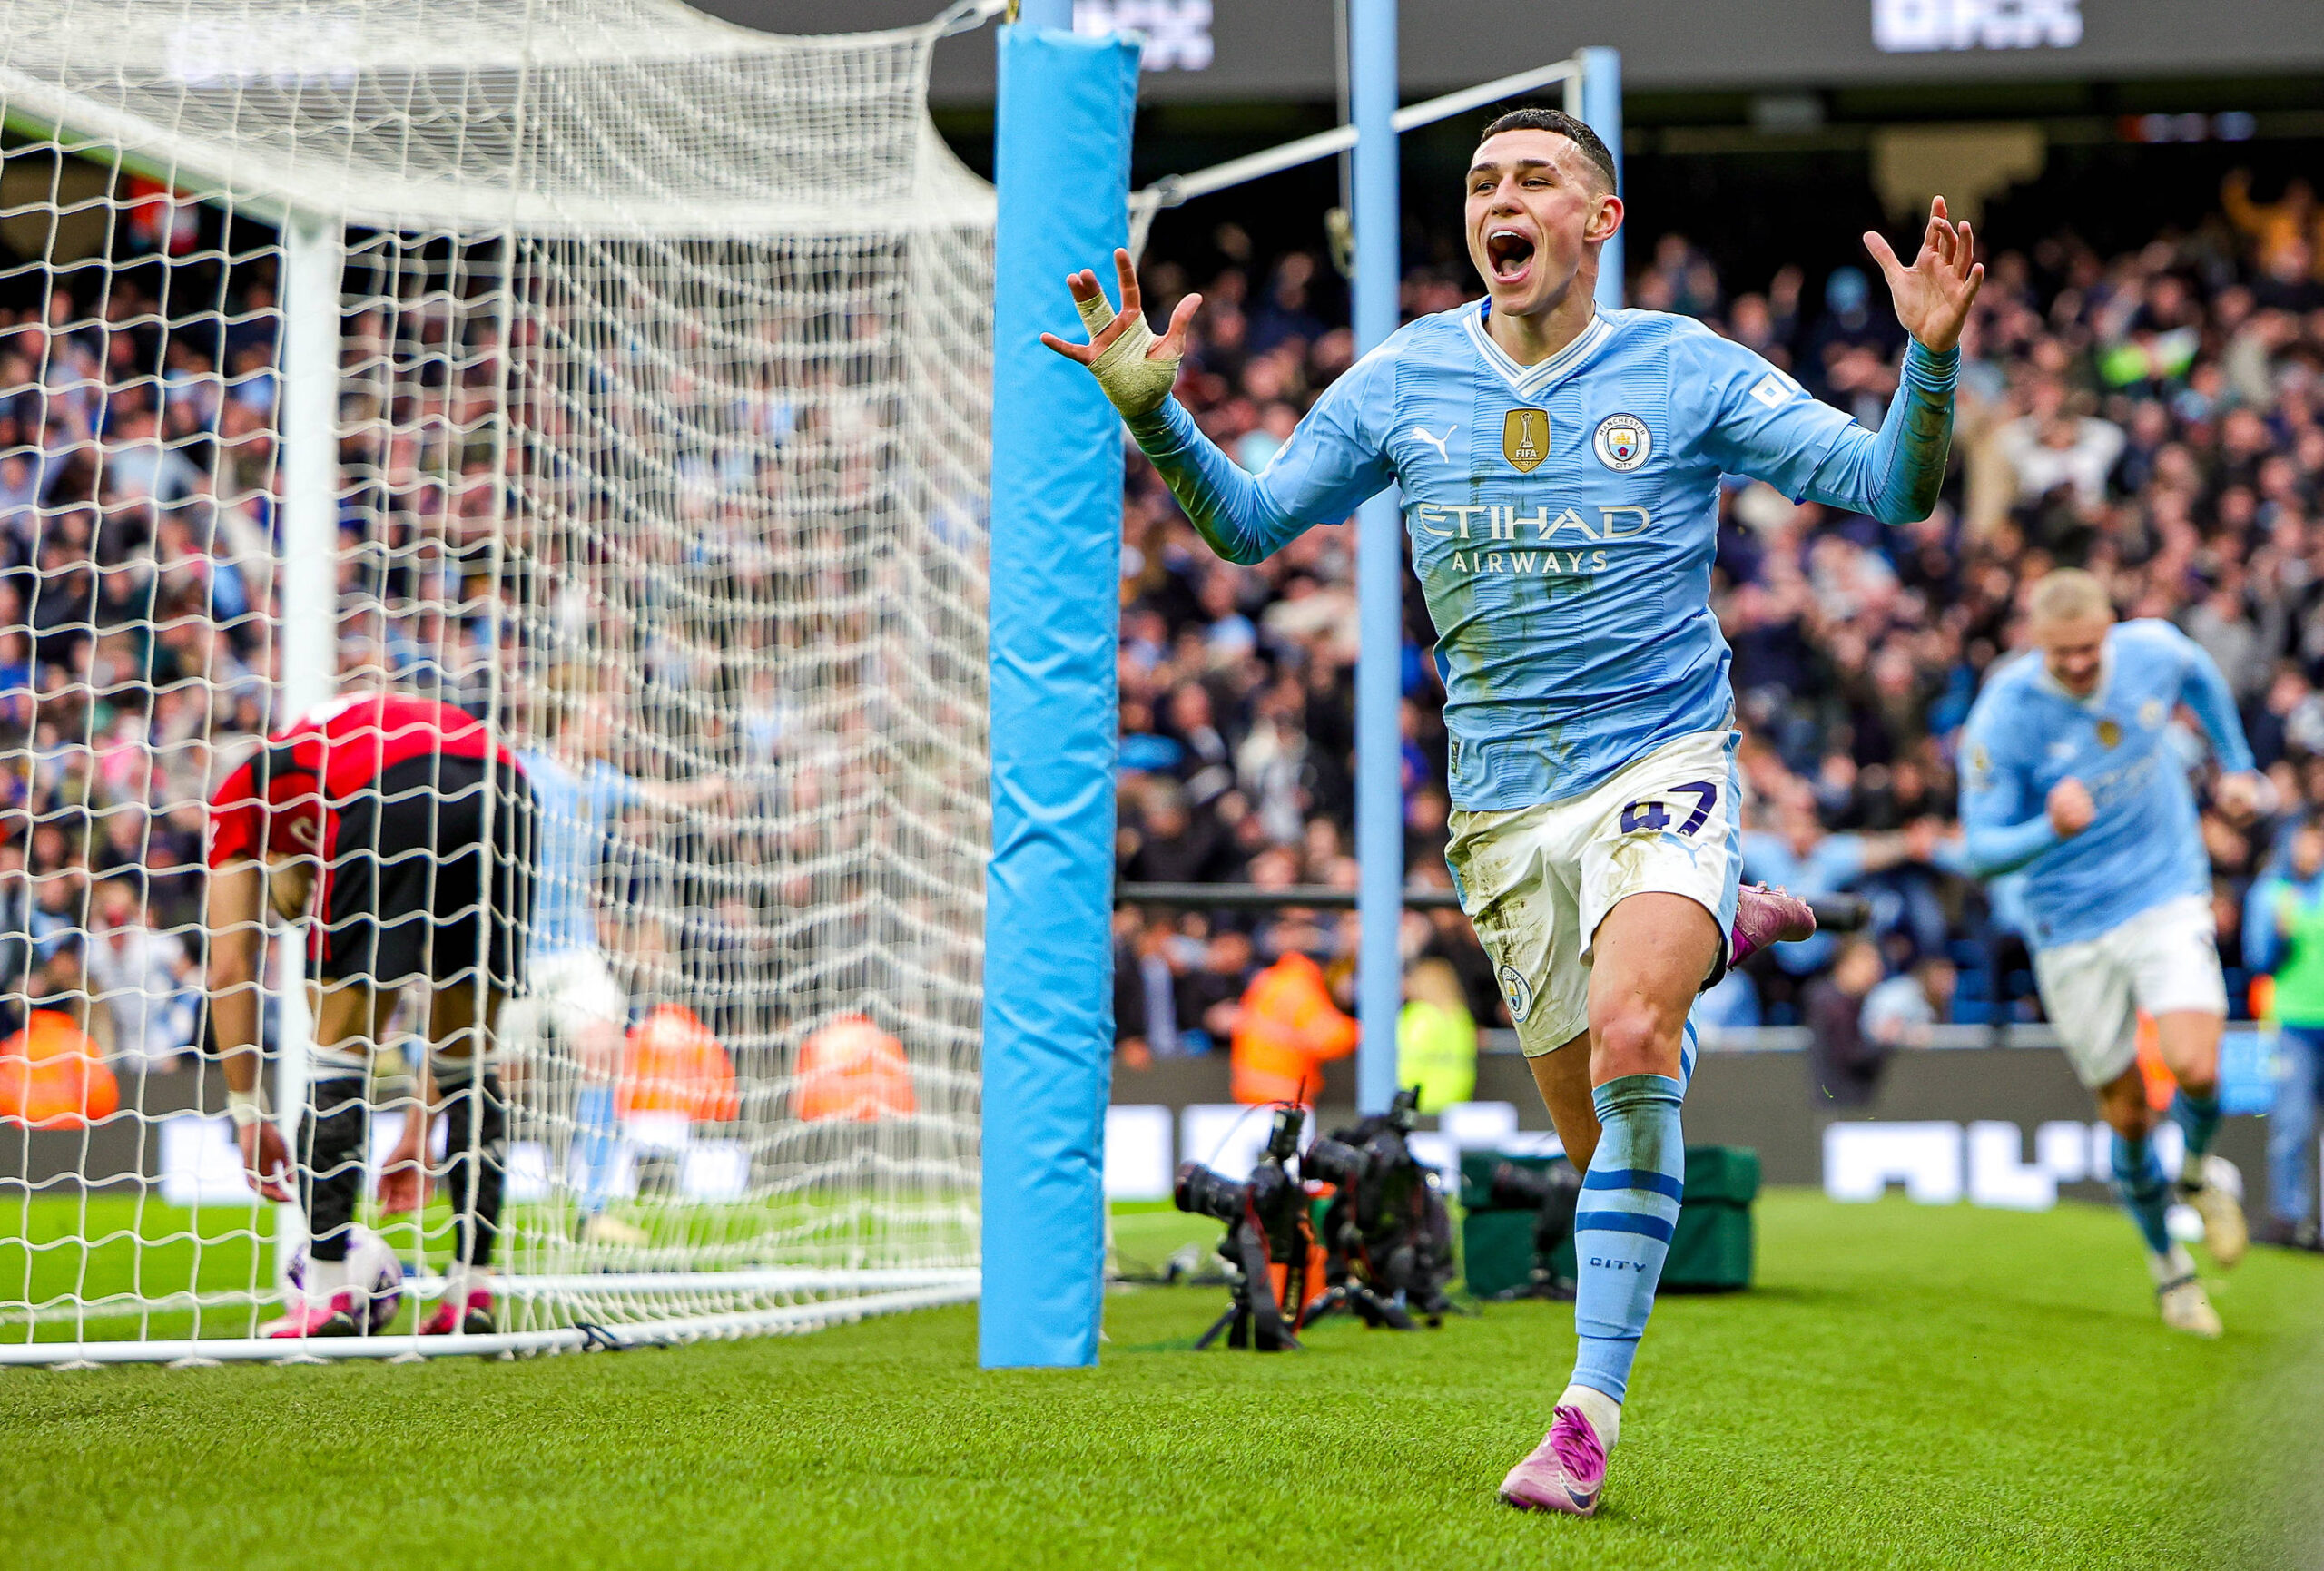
[1172,1161,1247,1222]
[1488,1160,1555,1210]
[1305,1135,1366,1189]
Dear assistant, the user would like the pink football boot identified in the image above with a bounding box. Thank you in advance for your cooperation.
[420,1288,496,1337]
[1727,883,1817,968]
[260,1291,361,1340]
[1499,1405,1609,1517]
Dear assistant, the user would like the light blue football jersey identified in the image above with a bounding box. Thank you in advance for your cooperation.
[519,747,642,957]
[1129,300,1956,811]
[1958,620,2254,949]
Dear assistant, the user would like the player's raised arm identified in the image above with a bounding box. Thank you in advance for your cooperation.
[1039,247,1392,565]
[1864,195,1984,358]
[1709,198,1981,527]
[1817,197,1983,522]
[1037,247,1198,421]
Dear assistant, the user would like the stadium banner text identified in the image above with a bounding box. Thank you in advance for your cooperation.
[715,0,2324,103]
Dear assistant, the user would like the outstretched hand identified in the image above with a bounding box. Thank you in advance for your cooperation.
[375,1121,433,1214]
[1864,197,1984,355]
[237,1120,292,1203]
[1039,248,1203,419]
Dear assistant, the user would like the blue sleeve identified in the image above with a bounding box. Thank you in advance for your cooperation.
[2169,626,2258,772]
[2245,876,2288,975]
[1682,330,1859,501]
[1123,351,1395,567]
[1958,697,2062,878]
[1797,341,1959,525]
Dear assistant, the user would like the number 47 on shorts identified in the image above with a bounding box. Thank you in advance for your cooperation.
[1620,781,1718,836]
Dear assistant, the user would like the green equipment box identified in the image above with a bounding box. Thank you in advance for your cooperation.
[1459,1145,1761,1299]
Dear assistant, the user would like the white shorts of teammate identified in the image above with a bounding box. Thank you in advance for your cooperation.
[497,946,628,1074]
[2030,893,2228,1090]
[1446,729,1742,1057]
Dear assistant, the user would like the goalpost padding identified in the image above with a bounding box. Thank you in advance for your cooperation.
[980,24,1138,1370]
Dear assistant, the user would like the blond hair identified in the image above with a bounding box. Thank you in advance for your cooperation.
[2028,567,2112,626]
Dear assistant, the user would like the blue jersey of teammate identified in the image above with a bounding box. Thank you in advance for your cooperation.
[1957,620,2253,949]
[519,747,642,957]
[1129,300,1956,810]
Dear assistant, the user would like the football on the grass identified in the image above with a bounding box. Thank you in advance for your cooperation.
[287,1224,406,1332]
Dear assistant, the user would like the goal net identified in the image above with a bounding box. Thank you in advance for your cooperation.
[0,0,992,1363]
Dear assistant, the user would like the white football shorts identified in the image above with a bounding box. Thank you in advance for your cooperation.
[1444,729,1742,1057]
[2030,892,2227,1090]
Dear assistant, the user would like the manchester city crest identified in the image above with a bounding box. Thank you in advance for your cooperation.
[2096,718,2122,749]
[1496,963,1534,1024]
[1592,412,1651,472]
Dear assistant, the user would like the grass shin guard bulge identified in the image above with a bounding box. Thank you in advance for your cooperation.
[1571,1073,1686,1404]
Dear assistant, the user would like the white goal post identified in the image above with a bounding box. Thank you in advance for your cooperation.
[0,0,993,1364]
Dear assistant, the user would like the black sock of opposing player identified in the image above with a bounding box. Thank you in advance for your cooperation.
[298,1077,369,1268]
[433,1056,507,1273]
[295,1077,369,1301]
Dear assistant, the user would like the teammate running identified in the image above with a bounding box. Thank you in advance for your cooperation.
[1960,569,2254,1335]
[207,686,536,1338]
[501,686,728,1246]
[1045,106,1977,1514]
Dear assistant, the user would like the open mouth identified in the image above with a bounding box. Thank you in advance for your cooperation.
[1486,228,1536,283]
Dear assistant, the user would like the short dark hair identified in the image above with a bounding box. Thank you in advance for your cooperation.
[1476,108,1617,192]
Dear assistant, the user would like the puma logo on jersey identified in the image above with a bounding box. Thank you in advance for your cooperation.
[1409,424,1457,461]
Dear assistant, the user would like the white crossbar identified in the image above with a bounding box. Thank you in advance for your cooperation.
[1131,57,1583,214]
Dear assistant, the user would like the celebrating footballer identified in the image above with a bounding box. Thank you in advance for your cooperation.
[1048,106,1981,1516]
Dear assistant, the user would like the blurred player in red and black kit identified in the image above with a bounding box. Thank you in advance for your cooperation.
[205,686,536,1339]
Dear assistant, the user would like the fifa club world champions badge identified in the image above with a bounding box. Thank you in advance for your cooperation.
[1593,412,1651,472]
[1502,407,1550,472]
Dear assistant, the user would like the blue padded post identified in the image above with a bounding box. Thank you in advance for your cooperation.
[980,22,1140,1370]
[1581,46,1624,309]
[1351,0,1403,1114]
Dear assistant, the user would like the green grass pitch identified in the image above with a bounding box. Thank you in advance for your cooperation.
[1,1191,2318,1571]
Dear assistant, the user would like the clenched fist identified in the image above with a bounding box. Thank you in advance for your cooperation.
[2046,777,2095,839]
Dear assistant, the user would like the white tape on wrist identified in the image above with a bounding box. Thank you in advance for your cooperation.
[1075,291,1179,419]
[226,1087,265,1129]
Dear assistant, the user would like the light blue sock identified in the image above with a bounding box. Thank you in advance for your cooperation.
[2166,1088,2221,1167]
[1571,1073,1686,1405]
[2111,1130,2173,1256]
[1679,1020,1699,1096]
[576,1084,620,1218]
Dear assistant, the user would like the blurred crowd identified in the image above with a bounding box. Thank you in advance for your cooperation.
[0,190,995,1091]
[4,163,2322,1087]
[0,270,275,1074]
[1112,172,2324,1064]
